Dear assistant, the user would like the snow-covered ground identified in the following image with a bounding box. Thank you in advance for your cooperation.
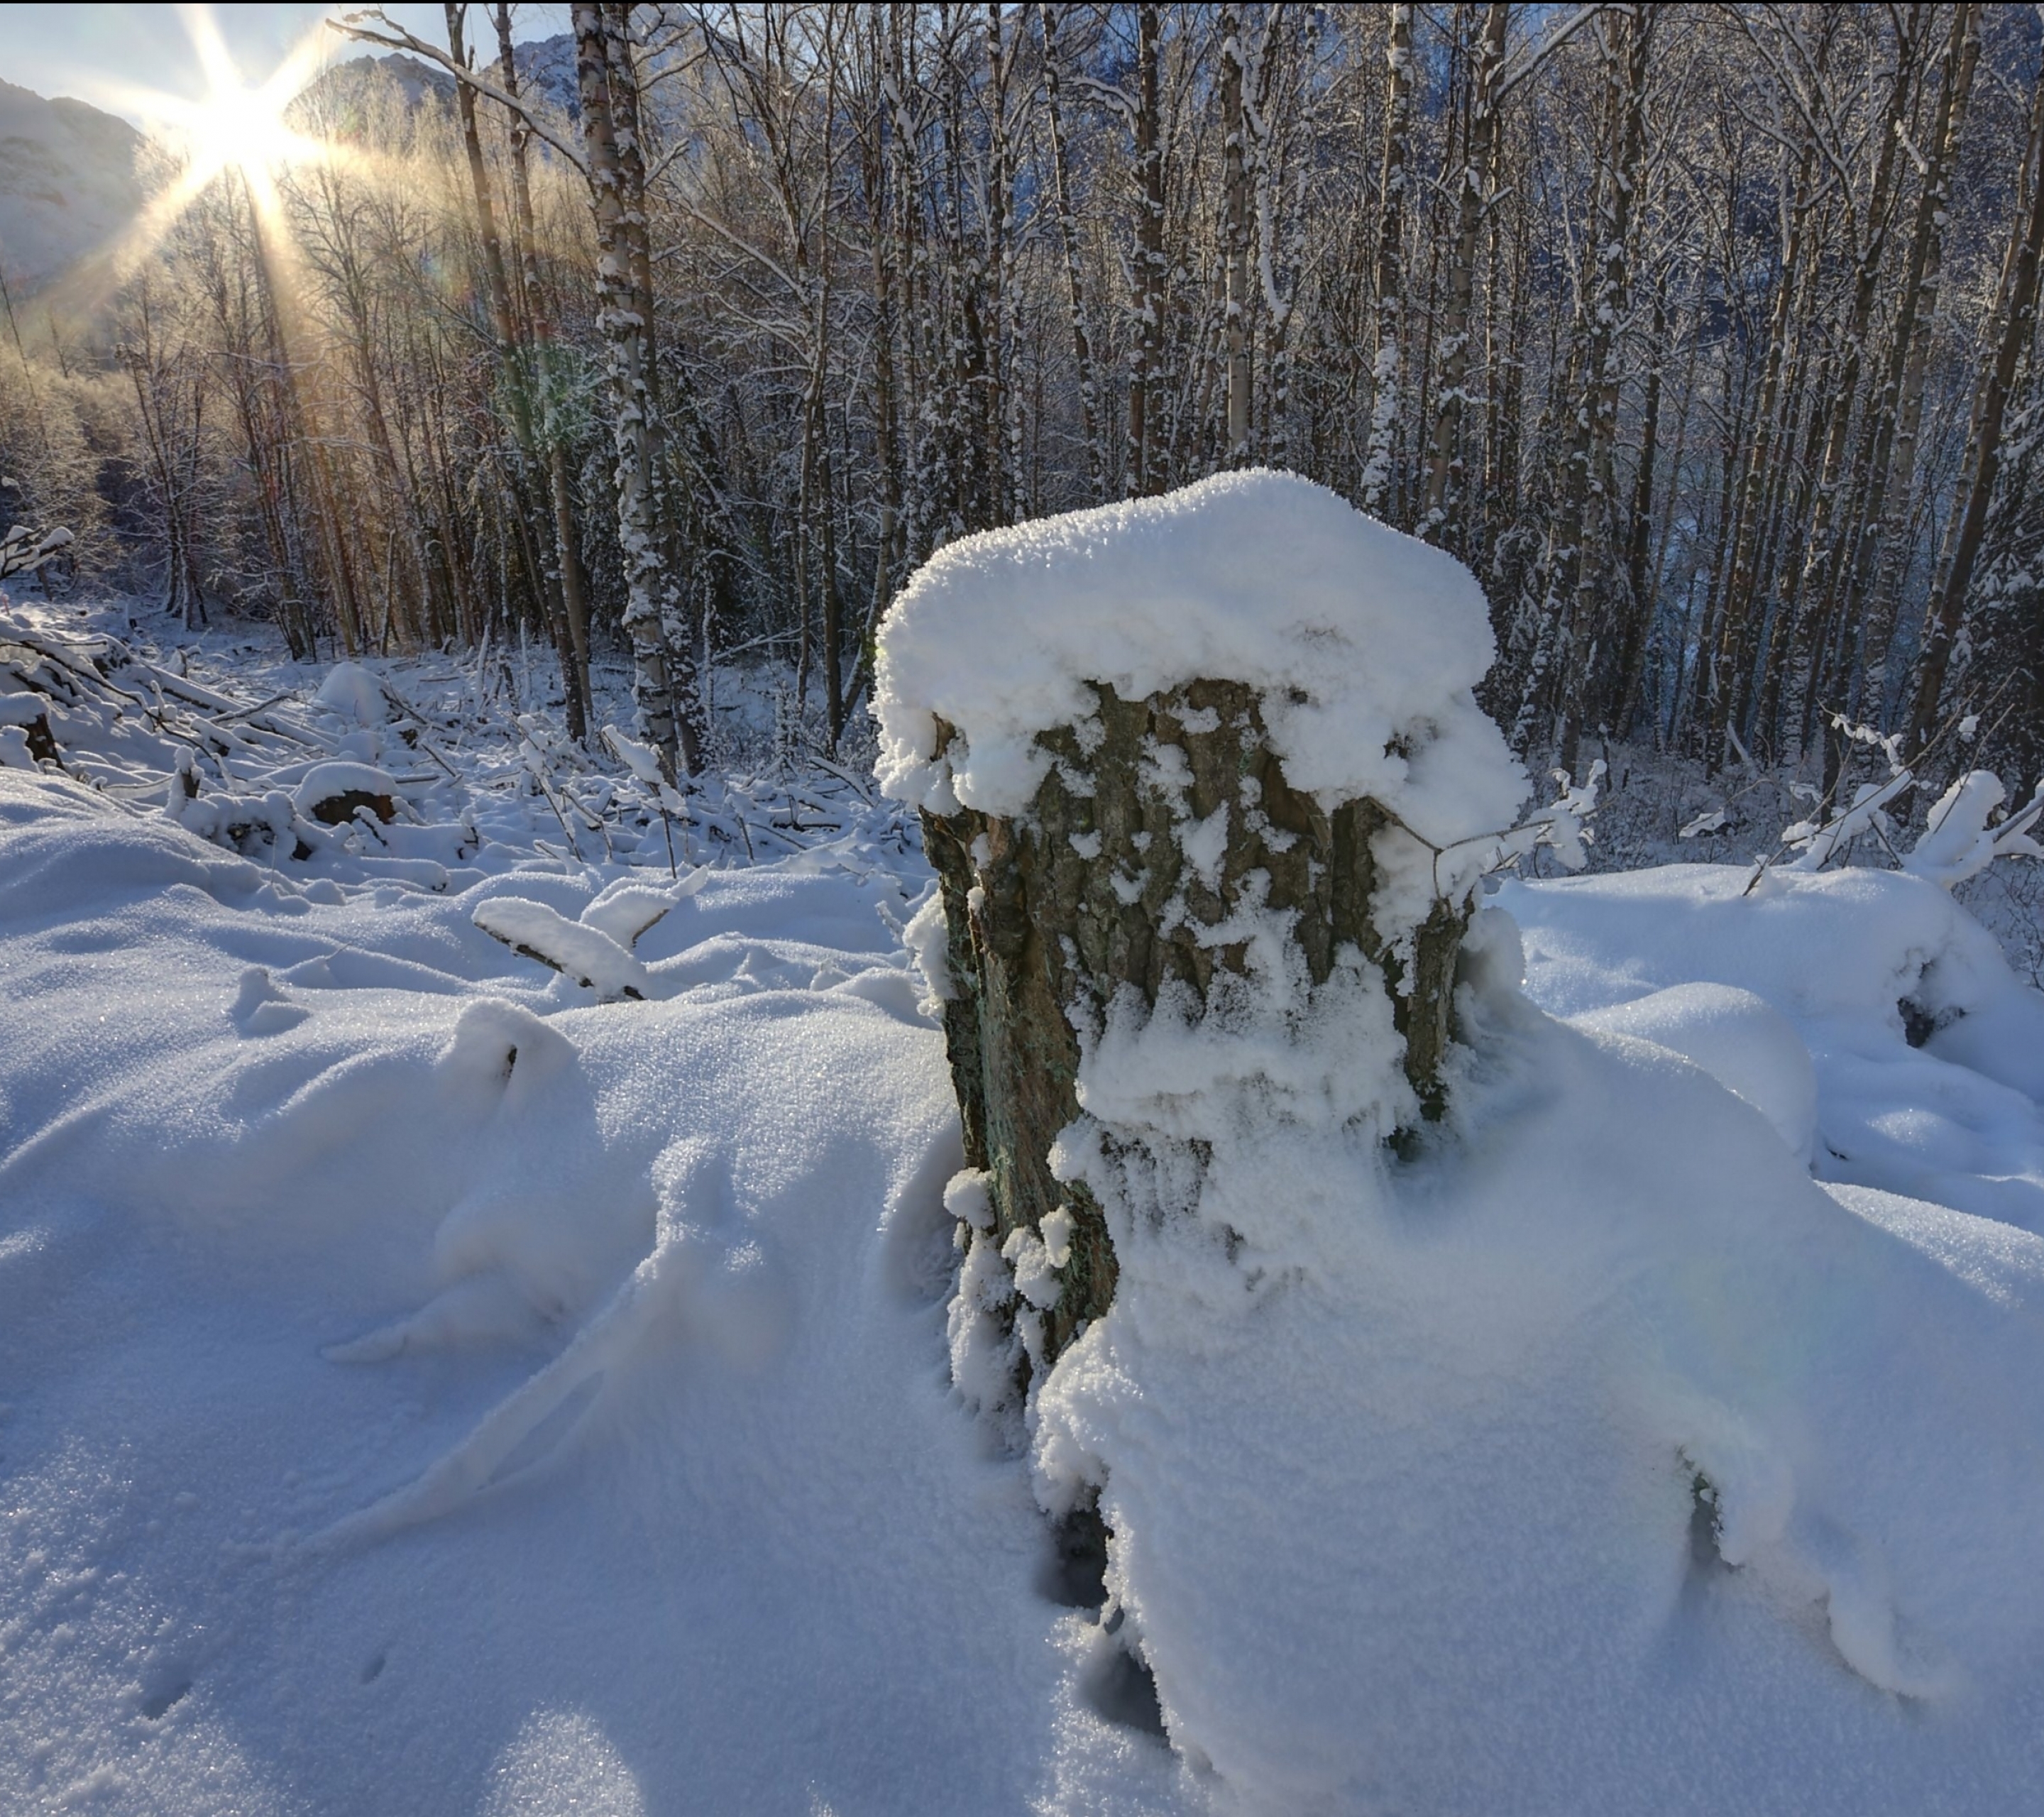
[5,580,2044,1813]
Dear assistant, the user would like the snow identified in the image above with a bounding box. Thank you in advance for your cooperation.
[1570,982,1818,1161]
[1500,862,2044,1231]
[312,662,389,728]
[471,897,655,1000]
[1029,872,2044,1810]
[0,755,1187,1813]
[1904,769,2044,887]
[0,79,143,294]
[873,470,1526,882]
[291,760,400,820]
[7,584,2044,1812]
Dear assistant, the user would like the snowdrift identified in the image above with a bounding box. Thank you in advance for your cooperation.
[0,764,1179,1812]
[4,579,2044,1808]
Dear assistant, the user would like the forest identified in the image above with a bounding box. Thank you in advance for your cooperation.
[4,3,2043,806]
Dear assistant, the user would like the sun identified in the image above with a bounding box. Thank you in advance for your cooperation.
[150,4,335,188]
[57,3,364,304]
[182,72,314,182]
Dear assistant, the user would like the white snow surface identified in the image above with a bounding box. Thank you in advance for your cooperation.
[1502,862,2044,1231]
[873,470,1527,862]
[0,760,1185,1814]
[7,595,2044,1813]
[1028,868,2044,1812]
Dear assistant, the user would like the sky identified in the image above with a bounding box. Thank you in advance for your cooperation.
[0,4,568,126]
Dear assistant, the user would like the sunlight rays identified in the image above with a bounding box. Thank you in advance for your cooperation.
[51,5,358,314]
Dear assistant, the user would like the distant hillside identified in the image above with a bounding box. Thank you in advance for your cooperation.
[0,79,144,297]
[295,38,581,136]
[504,34,581,120]
[294,50,456,138]
[0,35,601,302]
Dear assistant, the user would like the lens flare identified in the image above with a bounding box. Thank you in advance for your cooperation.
[45,4,366,314]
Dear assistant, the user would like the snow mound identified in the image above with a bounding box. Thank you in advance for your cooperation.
[473,897,653,1000]
[1031,904,2044,1811]
[873,468,1525,849]
[292,760,400,823]
[1571,982,1818,1163]
[1504,862,2044,1231]
[314,662,389,727]
[0,761,1183,1813]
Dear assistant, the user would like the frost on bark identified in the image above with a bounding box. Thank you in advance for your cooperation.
[1126,4,1165,498]
[574,2,683,776]
[1220,6,1251,464]
[1907,41,2044,757]
[1358,4,1413,522]
[919,681,1470,1380]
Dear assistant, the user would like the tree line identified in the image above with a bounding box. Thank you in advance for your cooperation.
[4,3,2041,796]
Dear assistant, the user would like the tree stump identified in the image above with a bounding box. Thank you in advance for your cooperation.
[879,471,1524,1402]
[922,679,1472,1381]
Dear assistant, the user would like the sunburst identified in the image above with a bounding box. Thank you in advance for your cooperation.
[56,5,354,306]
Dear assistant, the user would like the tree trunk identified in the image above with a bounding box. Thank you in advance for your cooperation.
[921,678,1471,1385]
[1780,4,1923,750]
[1221,6,1251,463]
[1126,4,1165,498]
[1040,5,1104,501]
[1845,4,1979,728]
[1905,46,2044,756]
[1707,40,1828,772]
[1611,278,1667,738]
[1360,4,1413,521]
[496,0,594,730]
[573,2,681,775]
[1555,6,1653,777]
[1420,1,1510,547]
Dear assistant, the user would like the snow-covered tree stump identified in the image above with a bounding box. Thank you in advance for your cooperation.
[878,473,1525,1393]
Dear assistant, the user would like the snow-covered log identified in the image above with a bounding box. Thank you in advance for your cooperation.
[876,471,1524,1382]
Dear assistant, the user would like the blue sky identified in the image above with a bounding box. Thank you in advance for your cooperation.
[0,4,568,123]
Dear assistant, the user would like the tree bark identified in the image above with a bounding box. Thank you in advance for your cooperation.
[921,678,1471,1386]
[1420,1,1510,547]
[1905,48,2044,757]
[1221,6,1251,463]
[573,2,682,774]
[1840,4,1980,732]
[1360,4,1413,521]
[1040,5,1104,501]
[495,0,594,732]
[1555,6,1653,777]
[1126,4,1165,498]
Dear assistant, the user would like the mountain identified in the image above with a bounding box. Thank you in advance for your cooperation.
[0,79,144,297]
[295,38,580,136]
[505,34,581,121]
[292,50,456,144]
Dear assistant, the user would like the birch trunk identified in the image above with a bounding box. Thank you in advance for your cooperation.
[495,0,594,730]
[1221,6,1251,463]
[448,2,586,742]
[1360,4,1413,520]
[1841,4,1982,733]
[1419,1,1510,547]
[573,1,681,774]
[1040,6,1104,500]
[1126,4,1165,498]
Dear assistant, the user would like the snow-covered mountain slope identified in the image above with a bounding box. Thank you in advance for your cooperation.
[296,51,455,129]
[0,79,143,295]
[504,33,581,120]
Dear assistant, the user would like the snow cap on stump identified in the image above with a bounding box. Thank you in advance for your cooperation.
[874,468,1526,858]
